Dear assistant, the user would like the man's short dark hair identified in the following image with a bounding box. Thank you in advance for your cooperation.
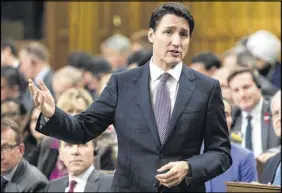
[1,66,20,87]
[1,38,17,57]
[127,49,153,67]
[1,118,23,144]
[1,98,28,116]
[149,2,195,36]
[67,51,93,69]
[227,67,261,89]
[84,56,112,78]
[192,51,221,70]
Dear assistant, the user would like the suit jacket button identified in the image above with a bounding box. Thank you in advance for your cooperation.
[153,181,158,187]
[159,153,164,159]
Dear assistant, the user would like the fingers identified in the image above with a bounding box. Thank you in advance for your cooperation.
[157,162,174,173]
[28,79,38,96]
[156,169,177,180]
[34,90,39,107]
[40,93,45,110]
[38,79,49,92]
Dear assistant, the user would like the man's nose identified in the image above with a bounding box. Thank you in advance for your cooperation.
[171,34,181,47]
[70,145,80,155]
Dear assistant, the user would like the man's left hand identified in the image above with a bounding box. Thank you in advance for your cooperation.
[155,161,189,188]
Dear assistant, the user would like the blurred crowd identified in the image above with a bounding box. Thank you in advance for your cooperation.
[1,28,281,192]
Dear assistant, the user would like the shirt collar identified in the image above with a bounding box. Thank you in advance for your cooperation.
[69,165,94,185]
[149,57,182,82]
[2,162,19,182]
[242,97,264,119]
[12,59,20,68]
[34,66,50,83]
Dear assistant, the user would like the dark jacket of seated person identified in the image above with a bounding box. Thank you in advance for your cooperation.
[260,151,281,186]
[259,90,281,186]
[45,139,113,192]
[1,118,48,192]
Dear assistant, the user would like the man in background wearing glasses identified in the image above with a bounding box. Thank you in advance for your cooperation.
[1,118,48,192]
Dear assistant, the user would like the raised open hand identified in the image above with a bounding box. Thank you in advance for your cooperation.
[28,79,55,118]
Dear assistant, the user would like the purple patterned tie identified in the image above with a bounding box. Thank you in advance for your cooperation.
[154,73,171,144]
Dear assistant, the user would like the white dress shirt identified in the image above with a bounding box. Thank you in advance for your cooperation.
[34,66,51,84]
[65,165,94,192]
[241,98,264,157]
[149,58,182,114]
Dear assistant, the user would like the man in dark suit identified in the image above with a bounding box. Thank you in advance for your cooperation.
[1,118,48,192]
[260,90,281,186]
[45,139,113,192]
[229,68,280,157]
[18,42,54,112]
[29,2,232,192]
[205,99,258,192]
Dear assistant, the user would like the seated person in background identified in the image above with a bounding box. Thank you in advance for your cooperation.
[82,56,112,99]
[212,67,233,104]
[52,66,84,100]
[1,38,20,68]
[1,66,27,104]
[1,118,48,192]
[205,98,258,192]
[24,107,63,179]
[190,51,221,77]
[1,98,29,138]
[236,48,278,97]
[127,48,153,69]
[45,138,113,192]
[228,68,280,157]
[260,90,281,186]
[54,88,115,173]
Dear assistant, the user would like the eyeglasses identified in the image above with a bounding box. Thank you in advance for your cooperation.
[1,144,20,154]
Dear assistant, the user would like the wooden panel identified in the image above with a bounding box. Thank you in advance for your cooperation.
[44,2,280,68]
[68,2,99,54]
[44,2,69,70]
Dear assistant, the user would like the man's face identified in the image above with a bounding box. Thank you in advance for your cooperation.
[148,14,190,68]
[212,68,233,103]
[1,128,24,174]
[229,72,261,112]
[223,100,232,132]
[59,141,94,176]
[1,102,22,130]
[19,50,33,79]
[271,96,281,137]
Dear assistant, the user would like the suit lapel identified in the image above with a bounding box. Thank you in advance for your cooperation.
[162,65,195,146]
[84,170,100,192]
[135,63,161,148]
[59,177,69,193]
[261,99,270,151]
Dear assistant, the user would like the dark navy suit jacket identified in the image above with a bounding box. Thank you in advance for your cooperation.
[36,63,232,192]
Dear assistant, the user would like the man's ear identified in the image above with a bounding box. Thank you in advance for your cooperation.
[19,143,25,155]
[148,28,154,44]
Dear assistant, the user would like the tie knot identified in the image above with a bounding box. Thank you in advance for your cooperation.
[69,180,77,189]
[247,115,252,121]
[160,73,170,82]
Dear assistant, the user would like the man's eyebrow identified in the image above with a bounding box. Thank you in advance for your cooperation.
[163,26,189,32]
